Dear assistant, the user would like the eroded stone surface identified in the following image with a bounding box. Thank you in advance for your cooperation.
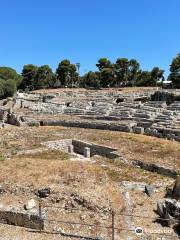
[1,89,179,142]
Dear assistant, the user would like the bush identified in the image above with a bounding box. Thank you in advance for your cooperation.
[0,67,18,80]
[4,79,17,98]
[0,79,5,99]
[80,71,100,89]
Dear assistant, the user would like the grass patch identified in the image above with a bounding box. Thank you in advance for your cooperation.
[0,154,5,162]
[105,168,121,182]
[103,158,167,184]
[18,150,70,161]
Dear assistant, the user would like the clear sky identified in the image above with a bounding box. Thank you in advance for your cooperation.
[0,0,180,76]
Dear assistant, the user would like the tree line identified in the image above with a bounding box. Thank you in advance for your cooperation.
[0,54,180,99]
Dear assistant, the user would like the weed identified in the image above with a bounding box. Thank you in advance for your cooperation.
[0,154,5,162]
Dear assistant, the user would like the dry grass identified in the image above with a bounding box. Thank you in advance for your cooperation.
[17,150,70,161]
[0,125,178,239]
[0,125,178,188]
[84,130,180,169]
[0,125,179,171]
[33,87,158,94]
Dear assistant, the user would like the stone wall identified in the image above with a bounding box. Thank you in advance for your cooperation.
[72,139,120,159]
[132,160,177,178]
[42,119,135,133]
[43,139,121,159]
[0,208,45,230]
[41,119,180,142]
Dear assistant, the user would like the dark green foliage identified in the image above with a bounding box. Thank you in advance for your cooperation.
[20,64,38,91]
[20,64,55,91]
[4,79,17,98]
[56,59,78,87]
[0,67,22,89]
[100,68,115,87]
[96,58,112,71]
[96,58,115,87]
[80,71,100,88]
[168,72,180,88]
[80,57,164,88]
[3,52,180,95]
[115,58,129,86]
[0,67,21,99]
[34,65,55,89]
[0,67,18,80]
[0,78,17,99]
[0,79,5,99]
[168,54,180,88]
[128,59,140,86]
[151,67,164,84]
[135,68,164,87]
[136,71,152,86]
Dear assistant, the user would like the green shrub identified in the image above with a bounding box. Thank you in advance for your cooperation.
[4,79,17,98]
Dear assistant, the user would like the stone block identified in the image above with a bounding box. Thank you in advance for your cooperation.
[84,147,91,158]
[133,127,144,134]
[0,208,45,230]
[68,145,74,154]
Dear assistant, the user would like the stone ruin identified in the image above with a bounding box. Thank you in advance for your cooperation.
[157,177,180,230]
[0,88,180,142]
[42,139,121,159]
[0,207,45,230]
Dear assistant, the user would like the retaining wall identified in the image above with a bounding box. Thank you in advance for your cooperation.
[42,119,135,132]
[44,139,121,159]
[0,209,45,230]
[132,160,177,178]
[72,139,120,159]
[41,119,180,142]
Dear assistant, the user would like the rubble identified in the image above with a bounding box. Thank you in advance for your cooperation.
[24,199,36,210]
[157,177,180,228]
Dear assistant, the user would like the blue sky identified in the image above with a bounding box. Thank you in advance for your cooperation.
[0,0,180,76]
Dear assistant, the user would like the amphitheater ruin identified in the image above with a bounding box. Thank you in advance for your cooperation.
[1,88,180,142]
[0,87,180,239]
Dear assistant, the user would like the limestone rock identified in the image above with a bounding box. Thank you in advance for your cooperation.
[172,176,180,200]
[24,199,36,210]
[145,185,155,197]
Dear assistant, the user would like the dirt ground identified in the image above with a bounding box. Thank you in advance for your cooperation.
[0,125,179,239]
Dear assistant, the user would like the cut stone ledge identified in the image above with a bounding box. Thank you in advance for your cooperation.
[0,207,45,230]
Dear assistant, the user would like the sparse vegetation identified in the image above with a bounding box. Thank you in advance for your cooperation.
[0,154,5,162]
[17,150,70,161]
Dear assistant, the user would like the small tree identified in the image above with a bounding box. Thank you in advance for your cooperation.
[80,71,100,88]
[115,58,129,86]
[96,58,111,71]
[136,71,151,86]
[128,59,140,86]
[168,53,180,88]
[34,65,55,89]
[151,67,164,86]
[20,64,38,91]
[0,67,18,80]
[56,60,78,87]
[100,67,115,87]
[0,79,5,99]
[4,79,17,98]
